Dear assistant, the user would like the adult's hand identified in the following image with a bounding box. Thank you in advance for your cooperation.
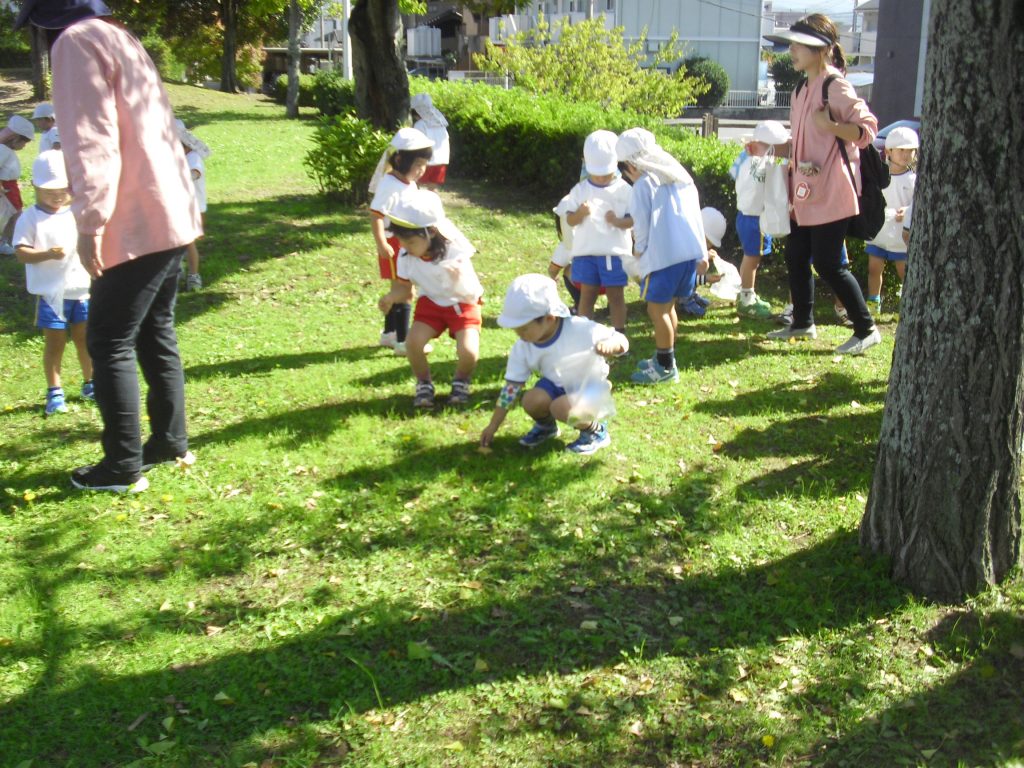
[78,232,104,277]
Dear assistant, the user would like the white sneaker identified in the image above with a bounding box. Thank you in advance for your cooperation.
[835,328,881,355]
[379,331,397,349]
[766,324,817,341]
[393,341,432,357]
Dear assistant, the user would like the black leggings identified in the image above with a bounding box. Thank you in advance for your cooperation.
[785,217,873,337]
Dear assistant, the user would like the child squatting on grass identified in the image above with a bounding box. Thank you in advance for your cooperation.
[378,188,483,409]
[14,150,94,416]
[612,128,709,385]
[368,127,435,357]
[480,274,628,456]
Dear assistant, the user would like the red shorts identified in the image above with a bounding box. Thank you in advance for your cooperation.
[414,295,482,338]
[420,165,447,185]
[378,236,401,280]
[2,180,23,211]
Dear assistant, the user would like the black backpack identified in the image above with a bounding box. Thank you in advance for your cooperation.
[795,74,890,240]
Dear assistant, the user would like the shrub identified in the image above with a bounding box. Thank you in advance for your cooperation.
[304,114,391,204]
[474,15,706,118]
[273,73,317,107]
[311,70,357,116]
[142,33,186,83]
[768,54,801,92]
[684,57,730,108]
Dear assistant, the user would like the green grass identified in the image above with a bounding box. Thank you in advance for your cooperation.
[1,83,1021,768]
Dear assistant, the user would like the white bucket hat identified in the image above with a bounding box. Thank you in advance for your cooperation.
[497,274,570,328]
[584,130,619,177]
[32,102,55,120]
[701,207,727,248]
[753,120,790,145]
[410,93,448,128]
[615,127,692,186]
[7,115,34,140]
[369,127,435,194]
[885,126,920,150]
[32,149,68,189]
[174,118,211,158]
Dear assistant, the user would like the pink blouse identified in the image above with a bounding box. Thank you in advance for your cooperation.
[788,66,878,227]
[51,19,202,269]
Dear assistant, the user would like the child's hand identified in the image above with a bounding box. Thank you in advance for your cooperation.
[378,294,394,314]
[48,246,64,260]
[377,241,395,260]
[604,210,618,224]
[595,339,622,357]
[480,425,498,448]
[707,248,718,263]
[744,140,769,157]
[576,201,591,218]
[895,207,906,222]
[696,257,710,277]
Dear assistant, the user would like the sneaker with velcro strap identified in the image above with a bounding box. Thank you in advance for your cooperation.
[519,420,560,448]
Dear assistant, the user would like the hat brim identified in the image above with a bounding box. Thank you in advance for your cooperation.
[764,30,829,48]
[15,0,113,30]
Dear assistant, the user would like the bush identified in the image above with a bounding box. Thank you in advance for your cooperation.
[141,33,186,83]
[303,114,391,204]
[684,57,730,108]
[768,54,801,92]
[273,73,317,107]
[311,70,357,116]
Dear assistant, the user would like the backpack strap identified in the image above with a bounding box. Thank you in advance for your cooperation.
[821,73,857,189]
[794,77,808,100]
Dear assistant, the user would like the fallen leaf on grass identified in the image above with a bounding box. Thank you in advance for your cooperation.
[476,445,493,455]
[158,600,173,612]
[474,657,489,672]
[628,721,644,737]
[443,741,463,751]
[851,400,862,409]
[407,641,432,660]
[668,616,684,627]
[579,620,599,631]
[729,688,749,703]
[213,691,234,705]
[205,625,225,637]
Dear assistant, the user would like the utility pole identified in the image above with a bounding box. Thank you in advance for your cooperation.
[342,0,353,79]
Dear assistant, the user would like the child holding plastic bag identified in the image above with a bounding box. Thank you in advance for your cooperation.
[480,274,627,455]
[378,188,483,409]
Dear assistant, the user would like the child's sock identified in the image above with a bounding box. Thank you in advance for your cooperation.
[867,294,881,302]
[394,303,411,343]
[739,288,755,305]
[656,348,675,370]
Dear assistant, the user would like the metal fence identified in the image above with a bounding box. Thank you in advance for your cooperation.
[723,90,792,108]
[446,70,513,89]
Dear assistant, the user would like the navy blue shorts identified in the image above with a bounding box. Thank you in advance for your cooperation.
[571,254,629,288]
[736,212,772,256]
[36,297,89,330]
[640,259,698,304]
[866,244,908,262]
[534,377,568,401]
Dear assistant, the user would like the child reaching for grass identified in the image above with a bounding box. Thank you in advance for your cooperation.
[378,188,483,409]
[480,274,628,455]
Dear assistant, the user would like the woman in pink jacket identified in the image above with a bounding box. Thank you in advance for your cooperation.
[764,14,881,355]
[17,0,203,492]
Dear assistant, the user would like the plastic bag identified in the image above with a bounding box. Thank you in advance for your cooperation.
[708,257,742,301]
[552,348,616,428]
[737,153,770,215]
[759,159,790,238]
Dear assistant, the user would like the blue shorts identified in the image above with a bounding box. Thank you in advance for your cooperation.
[534,377,567,401]
[736,212,772,256]
[36,297,89,330]
[571,254,629,288]
[640,259,698,304]
[866,244,908,262]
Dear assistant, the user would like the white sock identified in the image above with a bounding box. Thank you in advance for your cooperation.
[739,288,755,305]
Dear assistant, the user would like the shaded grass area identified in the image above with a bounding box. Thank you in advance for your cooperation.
[0,83,1021,768]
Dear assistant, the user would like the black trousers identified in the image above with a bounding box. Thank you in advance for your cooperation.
[86,246,189,475]
[785,217,873,336]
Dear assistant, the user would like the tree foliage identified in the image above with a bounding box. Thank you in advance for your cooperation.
[768,53,801,92]
[684,56,730,108]
[473,15,706,118]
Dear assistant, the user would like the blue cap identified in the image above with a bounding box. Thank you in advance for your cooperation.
[14,0,112,31]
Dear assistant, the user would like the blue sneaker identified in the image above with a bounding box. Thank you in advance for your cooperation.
[81,381,95,401]
[45,388,68,416]
[631,360,679,384]
[690,293,710,309]
[519,420,560,448]
[678,294,707,318]
[566,422,610,455]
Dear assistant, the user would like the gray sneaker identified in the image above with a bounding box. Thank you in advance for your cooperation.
[766,324,817,341]
[185,273,203,292]
[835,328,881,355]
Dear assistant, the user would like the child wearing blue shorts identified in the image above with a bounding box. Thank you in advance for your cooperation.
[614,128,708,384]
[564,130,633,334]
[14,151,93,415]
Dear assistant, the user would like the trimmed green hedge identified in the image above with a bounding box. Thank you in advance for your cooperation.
[311,70,357,117]
[273,73,317,107]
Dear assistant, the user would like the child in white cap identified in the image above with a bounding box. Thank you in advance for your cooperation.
[546,192,582,312]
[378,188,483,408]
[865,126,918,313]
[368,127,435,355]
[480,274,628,455]
[730,120,790,320]
[32,103,57,151]
[614,128,708,384]
[1,115,35,254]
[175,119,211,292]
[410,93,450,188]
[13,150,94,416]
[563,129,633,334]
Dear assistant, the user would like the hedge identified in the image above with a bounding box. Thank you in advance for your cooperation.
[273,73,317,108]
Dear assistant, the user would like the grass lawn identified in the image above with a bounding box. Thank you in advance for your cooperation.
[0,83,1021,768]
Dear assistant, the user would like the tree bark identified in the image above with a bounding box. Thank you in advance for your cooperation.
[860,0,1024,602]
[348,0,409,131]
[286,0,301,118]
[29,25,48,100]
[220,0,239,93]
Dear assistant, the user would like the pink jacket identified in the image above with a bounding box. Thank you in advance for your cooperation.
[788,66,878,227]
[51,19,202,269]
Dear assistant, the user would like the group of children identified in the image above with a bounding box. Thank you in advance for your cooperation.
[369,111,918,456]
[4,105,210,416]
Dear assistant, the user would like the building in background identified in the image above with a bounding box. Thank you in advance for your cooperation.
[870,0,929,126]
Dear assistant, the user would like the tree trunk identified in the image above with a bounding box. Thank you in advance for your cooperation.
[29,25,48,100]
[220,0,239,93]
[286,0,301,118]
[860,0,1024,602]
[348,0,409,131]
